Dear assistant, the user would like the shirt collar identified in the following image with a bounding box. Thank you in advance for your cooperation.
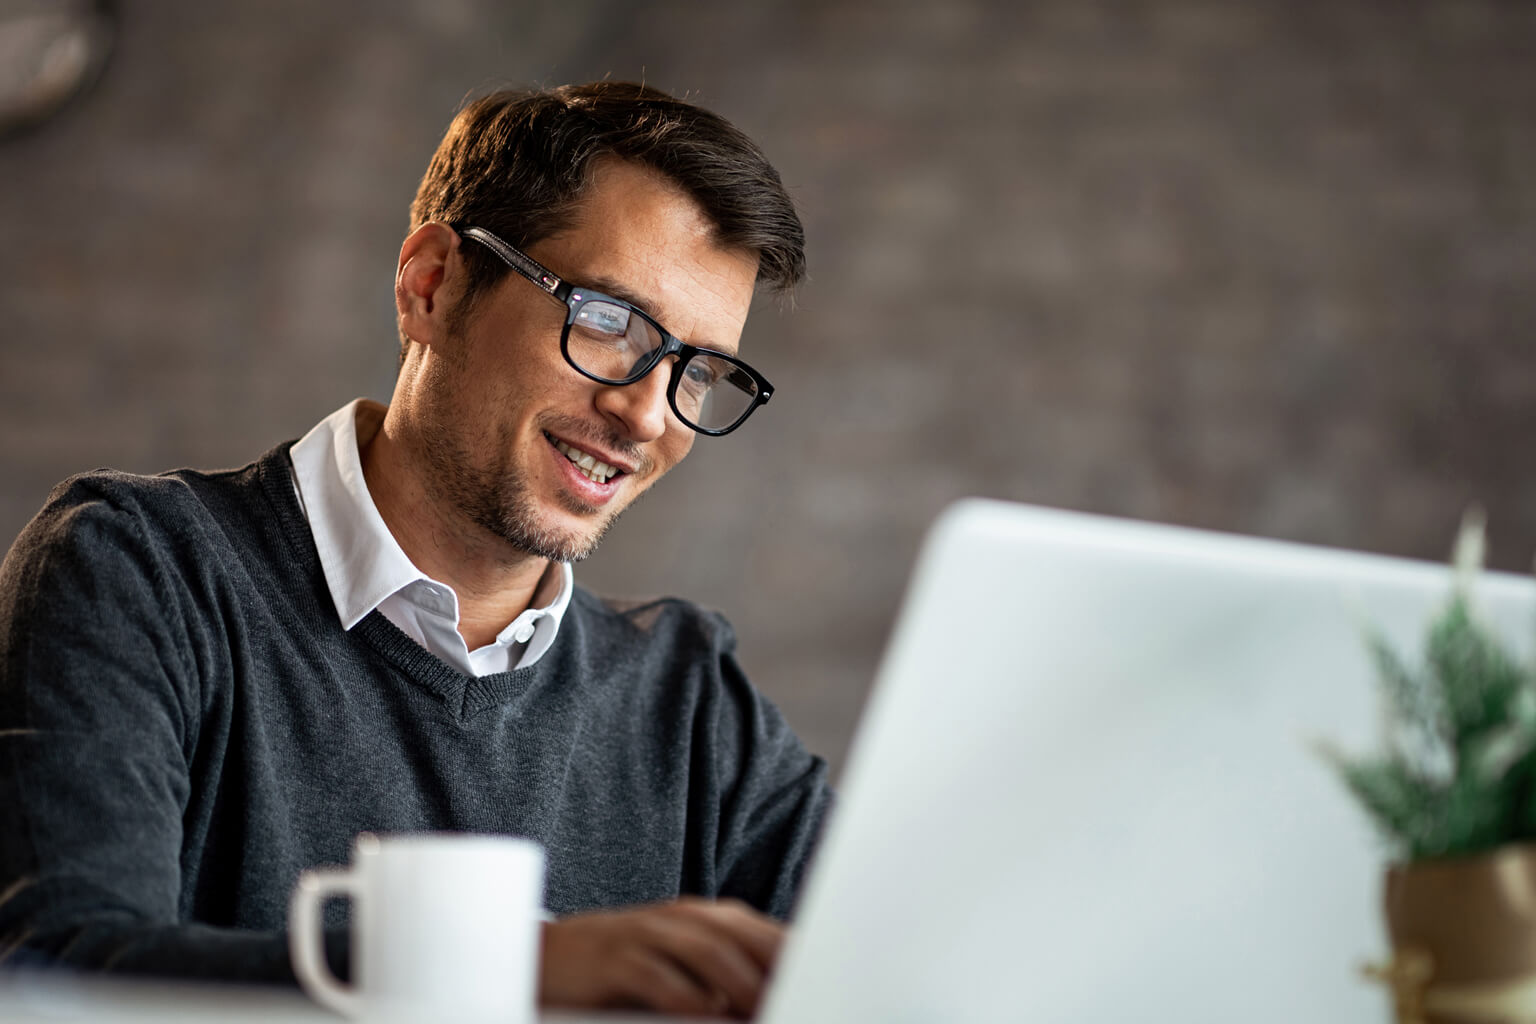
[289,398,573,644]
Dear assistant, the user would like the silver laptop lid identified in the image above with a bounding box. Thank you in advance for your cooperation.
[764,499,1536,1024]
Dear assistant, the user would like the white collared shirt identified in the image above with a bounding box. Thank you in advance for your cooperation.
[288,399,573,677]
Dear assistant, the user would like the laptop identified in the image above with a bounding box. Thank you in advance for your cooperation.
[759,498,1536,1024]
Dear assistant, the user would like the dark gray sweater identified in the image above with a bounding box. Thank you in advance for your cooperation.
[0,445,830,982]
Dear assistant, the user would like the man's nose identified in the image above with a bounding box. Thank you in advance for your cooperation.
[594,360,673,443]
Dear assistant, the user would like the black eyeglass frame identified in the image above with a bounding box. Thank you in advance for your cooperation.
[454,224,773,437]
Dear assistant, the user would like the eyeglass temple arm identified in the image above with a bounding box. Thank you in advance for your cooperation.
[457,226,572,300]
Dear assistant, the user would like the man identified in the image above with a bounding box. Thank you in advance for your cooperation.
[0,82,830,1018]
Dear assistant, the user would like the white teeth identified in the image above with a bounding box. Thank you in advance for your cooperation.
[552,438,618,484]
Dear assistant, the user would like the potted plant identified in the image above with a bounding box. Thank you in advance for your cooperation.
[1320,512,1536,1024]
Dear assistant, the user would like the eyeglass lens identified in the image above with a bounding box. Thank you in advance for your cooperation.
[568,296,759,432]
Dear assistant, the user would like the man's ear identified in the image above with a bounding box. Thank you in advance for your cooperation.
[395,222,462,348]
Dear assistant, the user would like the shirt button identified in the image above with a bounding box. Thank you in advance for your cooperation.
[512,624,535,644]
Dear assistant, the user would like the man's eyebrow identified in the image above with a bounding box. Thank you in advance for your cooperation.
[579,274,739,356]
[581,275,656,315]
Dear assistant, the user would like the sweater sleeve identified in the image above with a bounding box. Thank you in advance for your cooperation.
[0,479,334,982]
[703,620,834,921]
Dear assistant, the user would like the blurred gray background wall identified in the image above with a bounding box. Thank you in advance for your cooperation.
[1,0,1532,774]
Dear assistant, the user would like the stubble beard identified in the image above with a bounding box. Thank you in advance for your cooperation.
[420,419,640,565]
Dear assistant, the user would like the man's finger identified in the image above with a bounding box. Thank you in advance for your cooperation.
[633,910,770,1015]
[607,945,732,1017]
[667,896,785,971]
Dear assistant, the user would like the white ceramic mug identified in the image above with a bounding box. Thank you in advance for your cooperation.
[289,832,545,1022]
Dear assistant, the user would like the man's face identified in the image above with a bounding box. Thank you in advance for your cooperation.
[416,160,760,564]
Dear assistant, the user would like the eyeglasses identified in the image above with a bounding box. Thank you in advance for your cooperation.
[454,224,773,436]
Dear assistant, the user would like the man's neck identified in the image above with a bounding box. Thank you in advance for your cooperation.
[359,416,549,651]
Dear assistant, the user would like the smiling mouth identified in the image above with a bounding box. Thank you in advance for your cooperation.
[547,433,625,485]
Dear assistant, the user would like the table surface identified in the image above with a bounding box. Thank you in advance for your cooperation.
[0,972,707,1024]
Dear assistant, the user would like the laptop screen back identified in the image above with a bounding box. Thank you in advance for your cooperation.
[764,499,1536,1024]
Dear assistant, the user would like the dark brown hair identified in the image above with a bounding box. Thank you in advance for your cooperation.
[409,82,805,339]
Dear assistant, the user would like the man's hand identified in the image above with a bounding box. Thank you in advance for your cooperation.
[539,897,784,1019]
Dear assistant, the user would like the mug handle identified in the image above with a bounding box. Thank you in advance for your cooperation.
[289,867,362,1017]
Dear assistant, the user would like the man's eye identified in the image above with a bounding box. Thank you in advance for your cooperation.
[577,301,630,336]
[683,361,720,387]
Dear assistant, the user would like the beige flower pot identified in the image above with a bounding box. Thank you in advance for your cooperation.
[1379,842,1536,1023]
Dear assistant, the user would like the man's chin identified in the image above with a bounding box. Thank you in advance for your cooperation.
[552,489,605,520]
[495,508,613,564]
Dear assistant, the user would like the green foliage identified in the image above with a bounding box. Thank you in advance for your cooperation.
[1321,575,1536,862]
